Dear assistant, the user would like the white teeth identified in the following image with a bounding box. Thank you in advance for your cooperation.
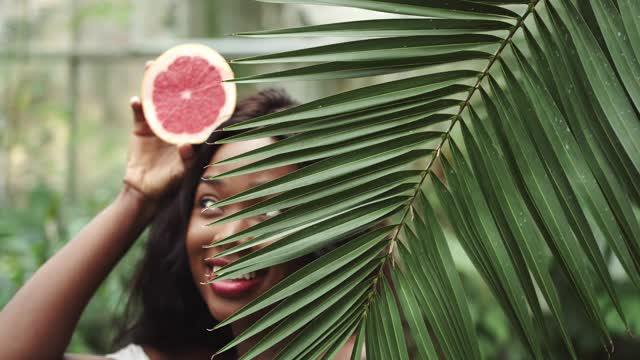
[227,271,257,280]
[211,265,257,280]
[209,264,259,280]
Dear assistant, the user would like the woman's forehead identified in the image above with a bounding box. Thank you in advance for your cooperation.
[200,137,295,186]
[203,138,275,177]
[213,138,276,163]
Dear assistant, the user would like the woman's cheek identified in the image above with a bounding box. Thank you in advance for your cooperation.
[187,215,215,247]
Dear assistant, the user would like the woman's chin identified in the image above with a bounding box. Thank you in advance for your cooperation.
[205,288,254,322]
[209,304,236,323]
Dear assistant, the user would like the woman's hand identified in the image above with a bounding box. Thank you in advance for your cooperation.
[123,62,195,204]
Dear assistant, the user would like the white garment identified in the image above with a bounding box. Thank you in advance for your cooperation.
[106,344,150,360]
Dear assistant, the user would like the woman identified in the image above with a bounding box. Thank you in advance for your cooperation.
[0,83,359,359]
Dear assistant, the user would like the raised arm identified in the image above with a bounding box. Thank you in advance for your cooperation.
[0,83,194,359]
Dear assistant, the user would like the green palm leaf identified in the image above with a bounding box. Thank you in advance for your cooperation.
[231,35,500,64]
[207,0,640,358]
[234,18,512,37]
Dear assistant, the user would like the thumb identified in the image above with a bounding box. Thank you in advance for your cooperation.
[130,96,154,136]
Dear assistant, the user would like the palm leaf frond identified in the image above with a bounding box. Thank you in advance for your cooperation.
[205,0,640,358]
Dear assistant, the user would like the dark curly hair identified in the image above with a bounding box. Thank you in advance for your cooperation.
[117,88,298,358]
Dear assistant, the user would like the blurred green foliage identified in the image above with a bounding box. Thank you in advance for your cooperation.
[0,183,145,354]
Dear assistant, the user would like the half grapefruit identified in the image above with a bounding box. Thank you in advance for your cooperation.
[141,44,237,144]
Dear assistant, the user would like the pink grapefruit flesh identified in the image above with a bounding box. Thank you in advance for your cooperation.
[141,44,237,144]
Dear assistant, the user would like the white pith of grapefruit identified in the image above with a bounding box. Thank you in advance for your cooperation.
[141,44,237,144]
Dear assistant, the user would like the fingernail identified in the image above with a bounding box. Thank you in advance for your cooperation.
[130,96,140,104]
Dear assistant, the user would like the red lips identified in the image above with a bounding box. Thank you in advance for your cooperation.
[205,257,263,298]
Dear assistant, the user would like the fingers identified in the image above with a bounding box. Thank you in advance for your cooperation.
[178,144,195,168]
[130,96,154,136]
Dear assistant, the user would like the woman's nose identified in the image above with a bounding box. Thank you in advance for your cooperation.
[215,214,261,249]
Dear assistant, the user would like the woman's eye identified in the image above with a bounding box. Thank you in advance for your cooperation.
[201,197,216,209]
[199,196,222,215]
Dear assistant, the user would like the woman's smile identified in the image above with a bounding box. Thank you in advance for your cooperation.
[204,258,267,298]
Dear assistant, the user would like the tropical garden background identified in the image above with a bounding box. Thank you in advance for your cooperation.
[1,0,639,358]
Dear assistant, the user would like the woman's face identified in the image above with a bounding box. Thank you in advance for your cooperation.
[186,138,301,322]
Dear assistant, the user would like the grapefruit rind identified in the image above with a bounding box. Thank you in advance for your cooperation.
[141,44,237,144]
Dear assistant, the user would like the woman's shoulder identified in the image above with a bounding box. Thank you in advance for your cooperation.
[106,344,150,360]
[107,344,226,360]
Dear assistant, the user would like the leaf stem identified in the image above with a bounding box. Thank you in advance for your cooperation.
[386,0,541,266]
[359,0,541,324]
